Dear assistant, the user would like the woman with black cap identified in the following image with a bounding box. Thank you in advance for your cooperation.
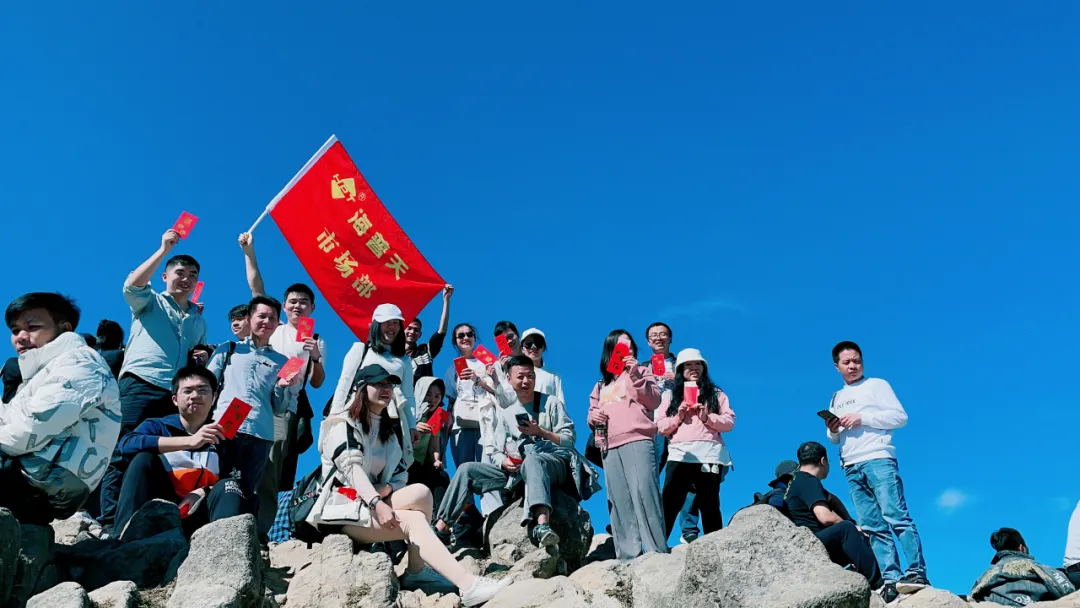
[319,363,509,606]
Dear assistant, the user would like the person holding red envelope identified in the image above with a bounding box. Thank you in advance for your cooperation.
[408,377,451,509]
[655,348,735,540]
[587,330,667,559]
[112,366,248,537]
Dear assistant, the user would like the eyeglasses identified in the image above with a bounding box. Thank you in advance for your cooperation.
[522,340,545,351]
[647,332,670,340]
[455,331,475,340]
[371,380,394,389]
[179,387,214,397]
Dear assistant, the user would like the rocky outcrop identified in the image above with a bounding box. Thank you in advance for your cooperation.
[285,534,398,608]
[485,491,593,572]
[26,581,88,608]
[167,515,262,608]
[87,581,139,608]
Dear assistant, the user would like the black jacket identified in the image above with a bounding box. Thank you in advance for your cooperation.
[971,550,1076,605]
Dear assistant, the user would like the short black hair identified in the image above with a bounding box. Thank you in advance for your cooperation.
[248,295,282,319]
[165,254,201,273]
[797,441,828,465]
[80,333,98,349]
[96,319,124,350]
[646,322,673,341]
[990,528,1026,552]
[504,355,535,375]
[494,321,519,338]
[832,341,862,364]
[228,304,249,321]
[283,283,316,305]
[5,292,81,331]
[408,318,423,329]
[171,364,219,395]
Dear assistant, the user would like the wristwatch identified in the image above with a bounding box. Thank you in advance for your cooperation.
[368,495,382,509]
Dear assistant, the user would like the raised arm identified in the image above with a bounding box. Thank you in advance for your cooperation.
[239,233,266,297]
[126,230,179,288]
[437,285,453,336]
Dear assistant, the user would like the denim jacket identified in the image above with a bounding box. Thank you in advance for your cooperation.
[971,550,1076,605]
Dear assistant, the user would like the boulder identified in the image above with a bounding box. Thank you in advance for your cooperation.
[896,588,981,607]
[11,524,55,608]
[168,515,262,608]
[584,534,615,564]
[75,528,187,591]
[286,534,398,608]
[1033,592,1080,607]
[629,551,685,608]
[119,500,181,543]
[485,576,588,608]
[0,509,21,606]
[398,590,462,608]
[268,539,317,576]
[568,560,632,607]
[485,491,593,572]
[51,515,90,546]
[87,581,138,608]
[26,581,89,608]
[504,547,559,583]
[672,506,869,608]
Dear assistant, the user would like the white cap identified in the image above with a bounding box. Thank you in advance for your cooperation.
[675,348,707,369]
[371,303,404,324]
[522,328,546,342]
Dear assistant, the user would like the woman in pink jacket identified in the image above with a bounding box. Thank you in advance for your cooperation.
[656,348,735,538]
[588,330,668,559]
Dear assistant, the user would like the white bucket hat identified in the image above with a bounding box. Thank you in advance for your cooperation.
[371,303,404,323]
[675,348,708,369]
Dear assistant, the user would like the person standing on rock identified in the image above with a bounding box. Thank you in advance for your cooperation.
[825,341,930,595]
[318,363,511,607]
[587,329,667,559]
[656,348,734,540]
[784,442,887,598]
[1,293,122,525]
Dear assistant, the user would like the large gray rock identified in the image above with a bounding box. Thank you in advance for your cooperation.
[75,529,187,591]
[168,515,262,608]
[0,509,21,606]
[629,551,685,608]
[26,581,89,608]
[673,506,869,608]
[485,576,589,608]
[10,524,55,608]
[398,590,462,608]
[504,547,559,584]
[1032,592,1080,607]
[897,588,981,607]
[286,534,398,608]
[568,559,632,607]
[51,515,90,546]
[87,581,138,608]
[485,491,593,572]
[119,500,181,543]
[268,539,316,576]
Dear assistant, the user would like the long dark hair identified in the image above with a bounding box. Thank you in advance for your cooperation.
[599,329,639,386]
[368,320,406,357]
[348,381,397,444]
[665,362,722,418]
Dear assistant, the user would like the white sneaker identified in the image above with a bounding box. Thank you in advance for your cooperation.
[401,566,453,590]
[461,577,512,607]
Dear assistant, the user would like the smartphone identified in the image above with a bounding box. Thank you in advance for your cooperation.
[515,413,532,427]
[817,409,839,422]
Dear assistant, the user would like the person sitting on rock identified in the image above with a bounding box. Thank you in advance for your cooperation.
[113,365,248,538]
[970,527,1076,605]
[317,363,510,607]
[432,355,598,551]
[1,292,122,525]
[783,442,887,599]
[752,459,854,522]
[408,376,451,510]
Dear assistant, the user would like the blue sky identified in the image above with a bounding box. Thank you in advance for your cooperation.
[2,2,1078,594]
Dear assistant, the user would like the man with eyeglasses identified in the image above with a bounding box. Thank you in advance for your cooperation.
[111,365,248,537]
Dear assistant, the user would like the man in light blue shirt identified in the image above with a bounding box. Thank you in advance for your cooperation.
[99,229,207,529]
[207,295,299,535]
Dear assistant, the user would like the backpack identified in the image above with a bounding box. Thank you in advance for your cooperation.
[289,422,359,544]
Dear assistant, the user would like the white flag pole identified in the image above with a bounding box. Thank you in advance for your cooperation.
[247,134,339,233]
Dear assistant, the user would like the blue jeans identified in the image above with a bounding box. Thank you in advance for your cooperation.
[844,458,926,583]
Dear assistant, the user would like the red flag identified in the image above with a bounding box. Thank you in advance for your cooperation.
[267,136,445,339]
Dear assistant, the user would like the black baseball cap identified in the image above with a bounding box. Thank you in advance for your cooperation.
[355,364,401,387]
[769,460,799,487]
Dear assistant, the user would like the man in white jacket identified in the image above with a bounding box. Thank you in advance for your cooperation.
[825,341,928,598]
[1,293,121,524]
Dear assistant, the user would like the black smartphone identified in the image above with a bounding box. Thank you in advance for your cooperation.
[817,409,838,422]
[515,413,532,426]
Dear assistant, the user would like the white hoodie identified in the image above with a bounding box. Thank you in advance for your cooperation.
[826,377,908,466]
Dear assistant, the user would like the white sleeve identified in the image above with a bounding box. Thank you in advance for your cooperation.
[861,380,908,430]
[399,358,417,430]
[331,343,365,413]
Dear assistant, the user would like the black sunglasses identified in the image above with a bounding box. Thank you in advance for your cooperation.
[455,331,476,340]
[522,340,545,350]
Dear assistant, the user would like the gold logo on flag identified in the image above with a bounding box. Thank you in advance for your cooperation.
[331,174,357,201]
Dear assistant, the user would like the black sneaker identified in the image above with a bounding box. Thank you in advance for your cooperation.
[895,573,930,594]
[433,526,451,546]
[873,583,899,604]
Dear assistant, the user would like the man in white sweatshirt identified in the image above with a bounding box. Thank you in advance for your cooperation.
[825,341,928,597]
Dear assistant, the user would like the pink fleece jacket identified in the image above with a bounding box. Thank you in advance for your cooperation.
[656,390,736,445]
[587,365,662,450]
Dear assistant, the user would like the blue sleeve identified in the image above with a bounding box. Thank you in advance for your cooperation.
[116,419,166,459]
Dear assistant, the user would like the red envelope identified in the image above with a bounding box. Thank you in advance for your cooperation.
[217,398,252,440]
[277,356,306,380]
[296,317,315,342]
[650,354,666,376]
[607,343,630,375]
[191,281,204,304]
[684,383,700,405]
[453,357,469,374]
[427,407,449,436]
[172,211,199,239]
[473,345,497,366]
[495,334,512,357]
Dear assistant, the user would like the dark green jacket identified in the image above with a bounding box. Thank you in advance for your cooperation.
[971,550,1076,606]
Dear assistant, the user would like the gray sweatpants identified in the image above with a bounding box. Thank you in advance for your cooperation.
[435,452,569,525]
[604,439,669,559]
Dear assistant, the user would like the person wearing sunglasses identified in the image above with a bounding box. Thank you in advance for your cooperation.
[519,329,564,405]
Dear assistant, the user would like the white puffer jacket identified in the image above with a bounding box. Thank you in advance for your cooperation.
[0,332,121,516]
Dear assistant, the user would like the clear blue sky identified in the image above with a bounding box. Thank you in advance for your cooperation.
[2,2,1077,594]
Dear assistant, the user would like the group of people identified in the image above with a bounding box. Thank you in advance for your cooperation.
[1,228,1078,606]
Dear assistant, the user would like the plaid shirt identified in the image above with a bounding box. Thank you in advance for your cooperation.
[268,489,294,543]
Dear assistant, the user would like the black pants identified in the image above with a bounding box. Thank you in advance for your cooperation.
[409,463,450,512]
[1062,564,1080,590]
[115,452,248,536]
[0,457,59,525]
[662,461,723,538]
[99,374,175,526]
[816,521,883,588]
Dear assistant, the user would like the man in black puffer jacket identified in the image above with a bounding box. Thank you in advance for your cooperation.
[971,527,1075,605]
